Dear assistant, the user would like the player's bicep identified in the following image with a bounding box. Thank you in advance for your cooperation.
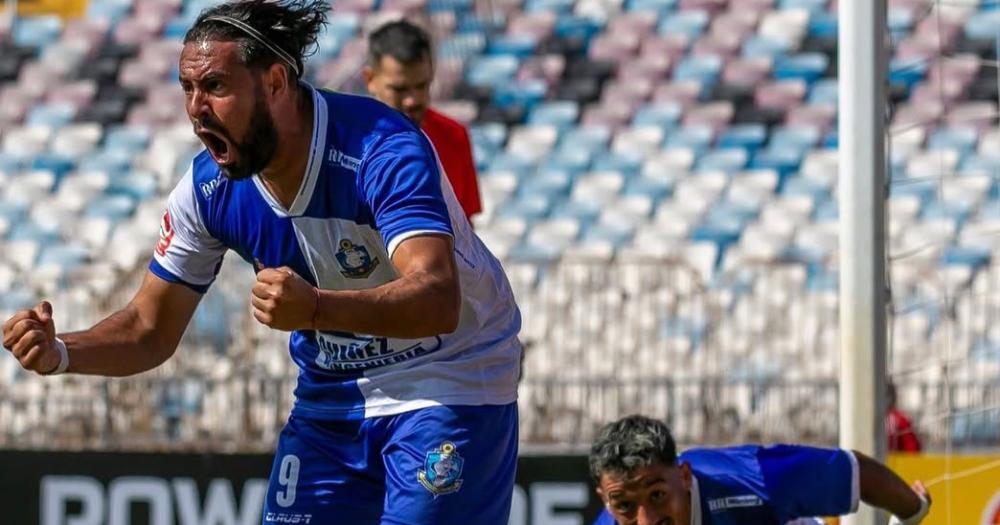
[759,445,858,518]
[391,234,460,328]
[391,234,458,281]
[132,269,203,352]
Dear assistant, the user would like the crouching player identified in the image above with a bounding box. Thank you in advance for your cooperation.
[590,415,931,525]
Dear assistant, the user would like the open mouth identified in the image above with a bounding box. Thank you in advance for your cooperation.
[197,129,233,166]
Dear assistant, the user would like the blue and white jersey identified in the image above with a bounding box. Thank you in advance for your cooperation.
[594,445,859,525]
[151,86,522,420]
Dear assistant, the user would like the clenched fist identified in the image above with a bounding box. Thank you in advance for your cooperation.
[251,267,318,331]
[2,301,61,374]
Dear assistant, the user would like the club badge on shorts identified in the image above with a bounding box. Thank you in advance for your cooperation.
[418,441,464,496]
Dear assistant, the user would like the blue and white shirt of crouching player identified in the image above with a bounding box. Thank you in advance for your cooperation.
[590,415,932,525]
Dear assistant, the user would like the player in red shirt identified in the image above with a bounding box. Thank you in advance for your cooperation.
[364,19,482,222]
[887,382,922,453]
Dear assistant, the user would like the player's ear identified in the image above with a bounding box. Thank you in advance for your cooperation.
[596,486,608,505]
[265,62,288,98]
[679,462,692,490]
[362,65,376,92]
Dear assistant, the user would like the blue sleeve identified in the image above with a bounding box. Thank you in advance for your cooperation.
[359,130,454,256]
[592,509,618,525]
[758,445,858,519]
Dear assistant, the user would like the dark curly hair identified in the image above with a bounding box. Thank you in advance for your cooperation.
[184,0,329,81]
[589,415,678,482]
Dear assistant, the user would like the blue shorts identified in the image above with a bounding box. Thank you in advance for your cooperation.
[261,403,518,525]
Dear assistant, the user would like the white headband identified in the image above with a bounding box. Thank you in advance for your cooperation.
[204,15,301,77]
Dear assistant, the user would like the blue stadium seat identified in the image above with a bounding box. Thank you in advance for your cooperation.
[718,124,768,153]
[107,172,158,201]
[488,34,539,58]
[493,80,547,111]
[38,244,90,271]
[750,147,804,184]
[508,242,562,262]
[673,55,723,85]
[105,125,152,155]
[808,78,839,106]
[632,103,683,133]
[626,0,677,14]
[559,127,612,152]
[780,0,828,17]
[470,123,508,152]
[519,169,573,200]
[808,10,838,37]
[773,53,829,84]
[0,199,29,223]
[529,101,580,131]
[85,194,136,221]
[429,0,475,13]
[498,194,551,221]
[86,0,133,24]
[30,154,76,181]
[26,104,77,128]
[623,174,674,201]
[524,0,575,14]
[697,149,748,174]
[658,11,710,39]
[890,57,928,90]
[770,125,821,154]
[929,127,978,158]
[592,152,643,176]
[942,246,991,268]
[781,176,830,202]
[812,198,838,221]
[13,15,62,49]
[583,222,635,248]
[553,16,605,42]
[742,35,791,59]
[465,56,520,88]
[666,126,715,156]
[965,11,1000,40]
[438,34,487,60]
[79,149,133,177]
[542,148,592,175]
[8,221,60,244]
[488,152,535,178]
[550,199,601,224]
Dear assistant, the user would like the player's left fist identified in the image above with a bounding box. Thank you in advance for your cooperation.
[251,267,317,331]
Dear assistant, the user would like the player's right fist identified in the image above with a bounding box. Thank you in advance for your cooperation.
[1,301,60,374]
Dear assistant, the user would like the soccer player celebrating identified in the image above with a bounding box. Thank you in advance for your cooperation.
[590,415,931,525]
[363,19,483,222]
[1,1,521,524]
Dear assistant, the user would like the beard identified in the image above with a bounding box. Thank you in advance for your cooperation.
[194,87,278,181]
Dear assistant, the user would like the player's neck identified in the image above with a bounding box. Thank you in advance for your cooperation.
[258,88,314,209]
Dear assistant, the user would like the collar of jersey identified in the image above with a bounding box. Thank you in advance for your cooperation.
[690,475,702,525]
[252,82,327,218]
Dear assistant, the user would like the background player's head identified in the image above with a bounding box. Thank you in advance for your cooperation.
[364,19,434,125]
[181,0,328,180]
[589,415,692,525]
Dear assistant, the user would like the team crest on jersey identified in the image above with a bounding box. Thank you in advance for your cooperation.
[335,239,379,278]
[418,442,464,496]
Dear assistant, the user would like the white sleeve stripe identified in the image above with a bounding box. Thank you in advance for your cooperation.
[846,449,860,513]
[153,250,215,287]
[387,229,454,258]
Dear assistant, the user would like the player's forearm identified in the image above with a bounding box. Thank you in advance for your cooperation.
[855,451,922,518]
[313,270,460,338]
[60,305,176,376]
